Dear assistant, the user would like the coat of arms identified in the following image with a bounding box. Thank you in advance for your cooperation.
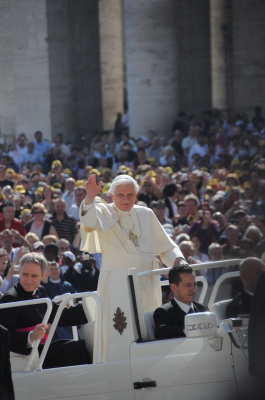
[113,307,127,335]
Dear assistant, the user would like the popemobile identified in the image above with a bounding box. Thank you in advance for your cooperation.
[0,260,256,400]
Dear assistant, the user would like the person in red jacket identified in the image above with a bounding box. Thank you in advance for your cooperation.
[0,202,26,247]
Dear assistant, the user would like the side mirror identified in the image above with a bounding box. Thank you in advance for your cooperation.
[185,312,217,338]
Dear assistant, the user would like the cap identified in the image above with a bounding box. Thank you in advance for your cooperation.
[52,160,62,168]
[6,168,15,177]
[146,170,156,178]
[76,180,85,187]
[88,169,100,176]
[20,208,31,217]
[63,251,76,262]
[164,167,173,175]
[33,241,44,250]
[208,178,219,186]
[212,194,224,202]
[52,182,62,189]
[14,185,26,194]
[243,181,251,189]
[101,183,111,194]
[231,159,240,166]
[36,187,44,195]
[101,168,111,175]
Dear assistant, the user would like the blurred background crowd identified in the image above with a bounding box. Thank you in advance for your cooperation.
[0,106,265,307]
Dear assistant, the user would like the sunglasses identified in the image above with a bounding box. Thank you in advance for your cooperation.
[36,246,44,250]
[33,211,44,215]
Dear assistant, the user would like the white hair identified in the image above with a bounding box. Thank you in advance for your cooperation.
[110,175,139,195]
[208,243,222,255]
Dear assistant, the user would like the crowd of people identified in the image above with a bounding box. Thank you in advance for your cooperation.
[0,107,265,384]
[0,108,264,300]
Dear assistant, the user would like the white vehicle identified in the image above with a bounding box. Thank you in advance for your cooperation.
[1,260,254,400]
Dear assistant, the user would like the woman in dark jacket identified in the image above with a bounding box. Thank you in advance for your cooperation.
[25,202,58,240]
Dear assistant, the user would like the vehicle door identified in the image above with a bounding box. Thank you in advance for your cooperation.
[130,334,238,400]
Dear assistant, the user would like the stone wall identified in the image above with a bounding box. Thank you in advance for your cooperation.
[0,0,52,142]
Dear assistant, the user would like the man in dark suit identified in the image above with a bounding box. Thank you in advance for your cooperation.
[226,257,265,319]
[0,253,90,369]
[0,324,15,400]
[154,265,208,339]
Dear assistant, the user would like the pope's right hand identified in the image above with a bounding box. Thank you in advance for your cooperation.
[84,174,103,204]
[30,324,49,342]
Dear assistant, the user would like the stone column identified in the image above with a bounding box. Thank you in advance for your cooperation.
[176,0,212,117]
[10,0,52,140]
[123,0,179,138]
[231,0,265,115]
[210,0,232,115]
[47,0,103,142]
[98,0,123,131]
[0,0,16,144]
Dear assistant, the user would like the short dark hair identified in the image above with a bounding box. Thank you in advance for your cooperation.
[44,243,59,261]
[163,183,178,197]
[168,265,193,286]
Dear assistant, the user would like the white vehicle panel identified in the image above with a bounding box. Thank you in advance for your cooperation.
[130,336,237,400]
[12,362,134,400]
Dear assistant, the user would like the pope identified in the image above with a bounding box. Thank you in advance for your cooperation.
[80,174,185,360]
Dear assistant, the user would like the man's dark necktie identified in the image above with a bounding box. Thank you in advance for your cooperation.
[188,307,194,314]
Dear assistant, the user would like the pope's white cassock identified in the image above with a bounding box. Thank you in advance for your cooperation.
[79,200,184,361]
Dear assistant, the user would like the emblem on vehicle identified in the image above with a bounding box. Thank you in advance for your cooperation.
[113,307,127,335]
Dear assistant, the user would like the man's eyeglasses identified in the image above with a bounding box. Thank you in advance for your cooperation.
[36,246,44,251]
[33,211,44,215]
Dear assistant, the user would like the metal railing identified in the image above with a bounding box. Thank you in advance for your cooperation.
[139,259,242,278]
[208,271,240,307]
[36,292,103,370]
[53,293,78,340]
[0,298,53,372]
[140,259,242,306]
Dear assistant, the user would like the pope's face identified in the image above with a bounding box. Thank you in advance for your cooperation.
[111,183,137,212]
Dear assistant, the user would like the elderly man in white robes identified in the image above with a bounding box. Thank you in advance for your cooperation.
[80,174,185,360]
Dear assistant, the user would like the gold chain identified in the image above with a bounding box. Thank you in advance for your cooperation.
[115,208,142,247]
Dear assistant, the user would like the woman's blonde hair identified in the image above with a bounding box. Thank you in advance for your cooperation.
[25,232,39,242]
[31,202,47,215]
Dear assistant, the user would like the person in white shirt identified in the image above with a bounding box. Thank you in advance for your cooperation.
[188,132,208,165]
[62,178,76,214]
[33,130,50,159]
[69,186,86,221]
[182,125,198,155]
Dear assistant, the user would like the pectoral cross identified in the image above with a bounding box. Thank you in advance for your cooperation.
[129,230,139,247]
